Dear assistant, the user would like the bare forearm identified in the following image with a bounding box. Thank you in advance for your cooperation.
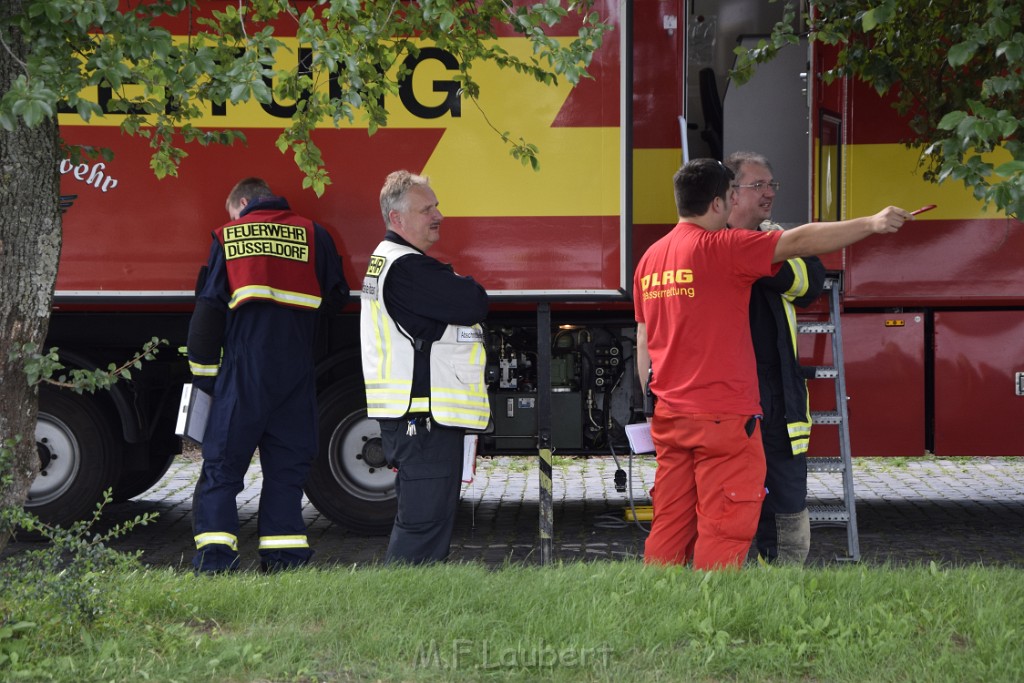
[636,323,650,391]
[774,206,912,263]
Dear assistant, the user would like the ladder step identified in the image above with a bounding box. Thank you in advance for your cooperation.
[808,504,850,523]
[811,410,843,425]
[810,366,838,379]
[807,456,845,472]
[798,322,836,334]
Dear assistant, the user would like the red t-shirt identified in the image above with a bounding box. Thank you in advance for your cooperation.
[634,222,782,414]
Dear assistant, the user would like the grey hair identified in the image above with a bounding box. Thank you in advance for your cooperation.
[379,170,431,230]
[723,151,773,179]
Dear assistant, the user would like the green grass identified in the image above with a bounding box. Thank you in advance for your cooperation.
[3,560,1023,682]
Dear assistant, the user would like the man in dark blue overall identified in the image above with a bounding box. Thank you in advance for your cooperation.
[188,177,348,573]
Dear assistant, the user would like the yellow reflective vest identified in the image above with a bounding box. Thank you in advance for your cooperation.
[360,240,489,430]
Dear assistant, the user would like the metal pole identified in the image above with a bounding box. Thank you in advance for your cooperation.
[536,303,553,565]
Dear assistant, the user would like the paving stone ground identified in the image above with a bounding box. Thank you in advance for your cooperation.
[5,455,1024,570]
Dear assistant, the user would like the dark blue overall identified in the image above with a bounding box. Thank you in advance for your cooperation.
[189,197,347,572]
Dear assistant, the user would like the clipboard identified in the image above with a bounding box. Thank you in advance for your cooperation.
[174,383,212,445]
[625,422,655,454]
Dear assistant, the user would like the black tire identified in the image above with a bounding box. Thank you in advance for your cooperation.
[110,451,176,502]
[29,387,124,527]
[305,380,397,535]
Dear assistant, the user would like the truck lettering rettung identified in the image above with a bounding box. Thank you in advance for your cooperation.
[34,1,1023,532]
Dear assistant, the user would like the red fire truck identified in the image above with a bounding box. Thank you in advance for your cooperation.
[33,1,1022,532]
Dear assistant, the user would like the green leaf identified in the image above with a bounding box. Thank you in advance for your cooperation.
[938,111,968,131]
[994,161,1024,177]
[861,9,878,32]
[947,41,977,67]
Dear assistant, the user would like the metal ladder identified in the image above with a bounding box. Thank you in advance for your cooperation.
[799,275,860,562]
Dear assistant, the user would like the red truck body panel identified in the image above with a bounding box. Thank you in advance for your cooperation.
[58,0,659,305]
[53,0,1024,462]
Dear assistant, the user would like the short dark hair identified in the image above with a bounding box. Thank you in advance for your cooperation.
[673,158,734,217]
[225,177,274,212]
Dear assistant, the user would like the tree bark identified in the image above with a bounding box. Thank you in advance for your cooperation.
[0,0,62,553]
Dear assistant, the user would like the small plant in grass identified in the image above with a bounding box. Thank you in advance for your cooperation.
[0,486,156,678]
[0,339,165,674]
[0,492,157,622]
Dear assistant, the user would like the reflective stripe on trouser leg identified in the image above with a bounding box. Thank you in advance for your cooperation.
[193,531,241,573]
[259,535,310,551]
[192,451,248,572]
[195,532,239,551]
[254,385,318,568]
[190,390,256,573]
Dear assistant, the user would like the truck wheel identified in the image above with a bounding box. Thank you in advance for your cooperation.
[29,387,123,527]
[111,452,176,502]
[305,382,397,535]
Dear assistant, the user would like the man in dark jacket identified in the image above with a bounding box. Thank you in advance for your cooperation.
[188,177,349,573]
[726,152,826,564]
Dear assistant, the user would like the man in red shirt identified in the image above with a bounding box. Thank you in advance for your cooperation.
[634,158,911,569]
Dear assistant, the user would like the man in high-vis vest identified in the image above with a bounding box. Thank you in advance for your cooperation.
[725,152,825,564]
[361,170,489,564]
[188,177,349,573]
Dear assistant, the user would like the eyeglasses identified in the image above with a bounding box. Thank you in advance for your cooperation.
[733,180,781,193]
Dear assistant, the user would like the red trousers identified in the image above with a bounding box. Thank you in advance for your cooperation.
[644,411,767,570]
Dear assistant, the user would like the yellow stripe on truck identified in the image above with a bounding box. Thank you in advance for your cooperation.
[633,148,683,225]
[58,36,621,220]
[844,144,1009,220]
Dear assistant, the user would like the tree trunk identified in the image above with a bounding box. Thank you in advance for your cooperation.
[0,0,63,553]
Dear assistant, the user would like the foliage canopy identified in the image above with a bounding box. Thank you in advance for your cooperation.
[0,0,610,194]
[733,0,1023,218]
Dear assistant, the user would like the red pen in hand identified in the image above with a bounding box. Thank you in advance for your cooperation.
[911,204,937,216]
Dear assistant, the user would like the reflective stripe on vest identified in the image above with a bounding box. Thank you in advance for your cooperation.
[227,284,321,310]
[361,240,489,429]
[428,326,489,428]
[363,291,413,416]
[195,532,238,551]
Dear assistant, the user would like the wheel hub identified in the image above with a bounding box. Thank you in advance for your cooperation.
[330,412,395,496]
[30,414,80,504]
[360,437,387,469]
[37,440,54,474]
